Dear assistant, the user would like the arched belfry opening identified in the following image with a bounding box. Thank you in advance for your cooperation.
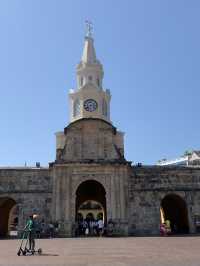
[75,180,106,235]
[0,197,18,237]
[160,194,189,234]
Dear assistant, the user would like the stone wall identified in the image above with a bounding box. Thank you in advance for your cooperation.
[55,119,125,163]
[1,163,200,236]
[128,166,200,235]
[0,168,52,230]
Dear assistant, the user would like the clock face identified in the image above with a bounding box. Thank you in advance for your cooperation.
[84,99,98,112]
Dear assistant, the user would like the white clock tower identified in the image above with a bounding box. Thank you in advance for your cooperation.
[69,23,111,123]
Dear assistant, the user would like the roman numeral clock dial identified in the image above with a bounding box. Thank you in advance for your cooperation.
[84,99,98,112]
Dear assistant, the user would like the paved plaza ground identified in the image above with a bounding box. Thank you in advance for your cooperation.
[0,236,200,266]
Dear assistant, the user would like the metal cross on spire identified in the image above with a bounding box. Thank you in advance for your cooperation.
[85,20,93,38]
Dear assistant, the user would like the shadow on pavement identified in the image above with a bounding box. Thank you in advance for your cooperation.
[37,253,59,256]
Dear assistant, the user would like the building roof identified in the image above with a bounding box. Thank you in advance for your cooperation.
[193,150,200,157]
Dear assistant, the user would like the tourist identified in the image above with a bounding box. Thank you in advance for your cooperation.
[54,221,59,237]
[25,214,37,251]
[107,220,114,236]
[89,219,95,236]
[160,223,167,236]
[82,219,88,236]
[40,219,46,238]
[165,220,171,235]
[93,219,98,236]
[97,218,104,236]
[48,221,54,238]
[85,226,89,236]
[35,220,41,239]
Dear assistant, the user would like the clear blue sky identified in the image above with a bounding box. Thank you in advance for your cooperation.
[0,0,199,166]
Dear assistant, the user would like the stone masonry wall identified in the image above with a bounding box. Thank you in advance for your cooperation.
[56,119,125,163]
[0,168,52,229]
[1,163,200,236]
[128,166,200,235]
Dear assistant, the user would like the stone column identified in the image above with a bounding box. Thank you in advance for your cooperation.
[55,176,61,220]
[185,192,195,233]
[119,171,125,219]
[64,172,73,237]
[110,175,116,219]
[52,168,58,221]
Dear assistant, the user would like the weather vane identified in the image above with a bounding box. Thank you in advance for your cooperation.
[85,20,93,37]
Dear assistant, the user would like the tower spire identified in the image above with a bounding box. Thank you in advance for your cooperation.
[81,21,97,64]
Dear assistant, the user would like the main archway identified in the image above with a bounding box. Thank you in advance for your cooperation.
[75,180,106,236]
[0,197,18,237]
[160,194,189,234]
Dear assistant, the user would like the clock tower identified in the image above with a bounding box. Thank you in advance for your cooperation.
[69,24,111,123]
[53,23,127,237]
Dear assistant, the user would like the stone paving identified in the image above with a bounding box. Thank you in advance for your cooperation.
[0,237,200,266]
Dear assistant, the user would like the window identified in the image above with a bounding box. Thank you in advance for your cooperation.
[80,77,84,86]
[73,99,81,117]
[97,78,100,86]
[102,99,107,117]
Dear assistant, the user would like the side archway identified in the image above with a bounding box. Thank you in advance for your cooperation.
[0,197,18,237]
[160,194,189,234]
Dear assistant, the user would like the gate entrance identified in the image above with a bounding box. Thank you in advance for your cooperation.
[0,197,18,237]
[78,200,104,222]
[75,180,106,236]
[160,194,189,234]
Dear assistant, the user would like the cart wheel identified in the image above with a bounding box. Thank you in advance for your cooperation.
[38,248,42,255]
[17,251,21,256]
[22,250,26,256]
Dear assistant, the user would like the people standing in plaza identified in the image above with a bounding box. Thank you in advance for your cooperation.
[107,219,114,236]
[97,218,104,236]
[48,221,54,238]
[40,219,46,237]
[25,215,36,251]
[82,219,88,236]
[54,221,59,237]
[165,219,171,235]
[93,219,98,236]
[35,219,41,238]
[160,223,167,236]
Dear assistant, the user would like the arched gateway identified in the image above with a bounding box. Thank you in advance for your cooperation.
[161,194,189,234]
[0,197,18,237]
[75,180,106,236]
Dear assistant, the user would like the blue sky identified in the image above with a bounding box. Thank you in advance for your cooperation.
[0,0,199,166]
